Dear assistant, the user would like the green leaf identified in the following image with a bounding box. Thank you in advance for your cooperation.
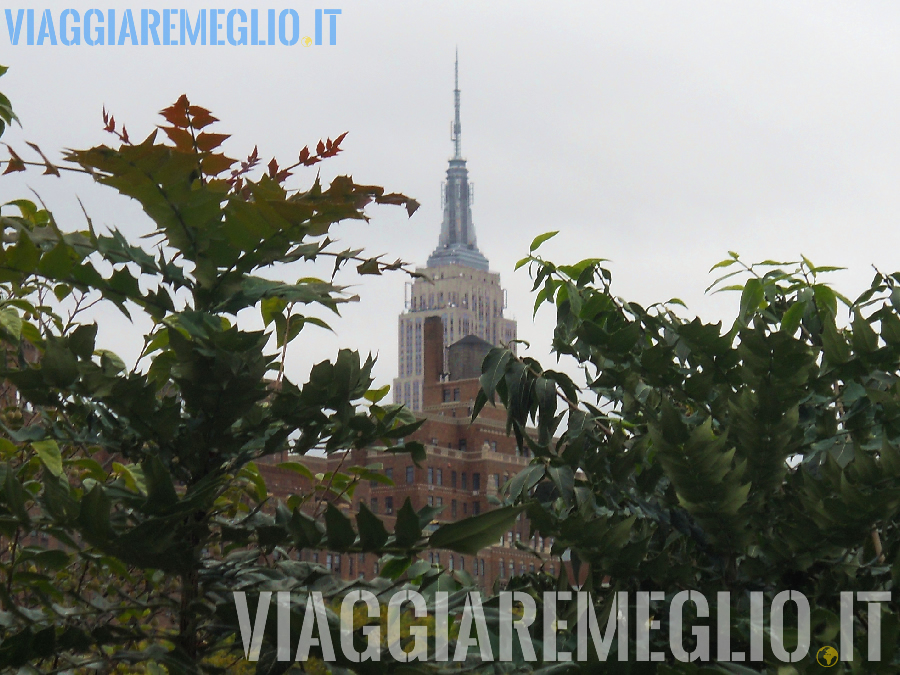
[142,455,178,514]
[882,312,900,345]
[41,338,78,388]
[739,278,764,322]
[547,464,575,504]
[3,462,30,523]
[378,555,413,580]
[356,502,389,551]
[0,308,22,342]
[31,440,62,477]
[393,498,423,548]
[710,258,737,271]
[38,242,75,279]
[507,463,546,501]
[780,300,806,335]
[813,284,838,318]
[68,324,97,359]
[821,320,850,364]
[78,485,111,542]
[852,310,878,353]
[529,230,558,252]
[479,348,512,402]
[364,384,390,403]
[325,503,356,551]
[429,505,525,556]
[276,461,313,480]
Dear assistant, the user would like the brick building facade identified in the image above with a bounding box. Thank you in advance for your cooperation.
[259,316,561,593]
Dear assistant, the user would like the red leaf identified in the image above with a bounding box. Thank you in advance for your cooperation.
[267,158,279,177]
[161,126,194,151]
[195,132,229,152]
[159,95,190,128]
[201,153,236,176]
[25,141,60,177]
[316,140,325,155]
[2,145,24,174]
[187,105,218,130]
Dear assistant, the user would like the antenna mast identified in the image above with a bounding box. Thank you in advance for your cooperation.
[451,49,462,159]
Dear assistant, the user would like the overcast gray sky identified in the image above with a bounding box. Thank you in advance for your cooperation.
[3,0,900,390]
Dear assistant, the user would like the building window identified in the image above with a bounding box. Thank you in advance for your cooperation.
[448,556,454,570]
[385,467,393,482]
[385,497,393,515]
[499,559,505,578]
[407,466,414,484]
[473,473,480,491]
[490,441,497,452]
[437,497,443,507]
[428,467,433,484]
[509,561,514,577]
[461,473,467,490]
[371,498,377,514]
[436,469,443,486]
[453,388,460,401]
[494,474,501,490]
[443,388,451,402]
[428,496,434,506]
[459,439,467,452]
[507,531,513,547]
[451,471,457,488]
[472,501,480,515]
[473,559,479,576]
[463,502,468,515]
[451,500,457,518]
[480,559,485,576]
[459,557,465,571]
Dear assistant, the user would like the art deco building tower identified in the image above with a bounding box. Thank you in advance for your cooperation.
[394,55,517,411]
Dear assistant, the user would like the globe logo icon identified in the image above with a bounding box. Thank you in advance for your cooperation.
[816,646,839,667]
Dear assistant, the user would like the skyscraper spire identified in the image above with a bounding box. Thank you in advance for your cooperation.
[452,48,462,160]
[427,52,490,271]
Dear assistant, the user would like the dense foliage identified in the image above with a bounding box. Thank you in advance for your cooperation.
[478,232,900,672]
[0,68,522,673]
[4,63,898,675]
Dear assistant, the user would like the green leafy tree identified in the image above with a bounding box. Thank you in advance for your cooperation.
[479,233,900,673]
[0,69,521,673]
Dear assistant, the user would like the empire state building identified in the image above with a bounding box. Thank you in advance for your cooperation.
[394,56,517,411]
